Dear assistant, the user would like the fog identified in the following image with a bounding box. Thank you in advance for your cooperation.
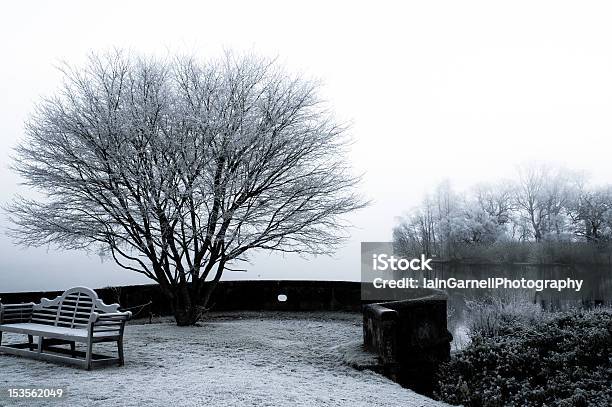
[1,1,612,292]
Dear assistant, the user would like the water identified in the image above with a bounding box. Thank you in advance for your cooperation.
[421,264,612,349]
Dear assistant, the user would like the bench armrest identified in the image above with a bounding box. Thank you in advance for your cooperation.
[0,302,35,324]
[89,311,132,323]
[87,311,132,338]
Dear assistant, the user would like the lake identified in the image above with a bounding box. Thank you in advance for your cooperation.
[420,263,612,348]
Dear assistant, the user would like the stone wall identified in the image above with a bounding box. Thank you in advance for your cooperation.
[0,280,362,316]
[363,291,452,395]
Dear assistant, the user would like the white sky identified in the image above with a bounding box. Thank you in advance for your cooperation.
[1,1,612,291]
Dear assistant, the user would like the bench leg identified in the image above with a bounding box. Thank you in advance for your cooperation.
[0,330,3,346]
[70,341,76,358]
[28,335,34,351]
[117,338,124,366]
[37,336,43,354]
[85,341,93,370]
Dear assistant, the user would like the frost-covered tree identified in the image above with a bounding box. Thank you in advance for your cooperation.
[459,201,502,244]
[514,163,581,241]
[433,180,462,257]
[473,181,514,227]
[393,197,437,257]
[568,186,612,242]
[6,51,366,325]
[514,163,550,242]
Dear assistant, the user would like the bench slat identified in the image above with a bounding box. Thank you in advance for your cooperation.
[95,316,125,321]
[62,304,93,310]
[2,317,32,322]
[94,322,123,327]
[57,316,89,323]
[31,312,56,317]
[30,320,56,325]
[34,308,58,313]
[61,312,90,318]
[31,316,56,322]
[3,310,32,316]
[2,307,32,311]
[61,299,93,305]
[30,315,55,320]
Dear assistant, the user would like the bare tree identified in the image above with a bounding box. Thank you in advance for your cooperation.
[514,163,549,241]
[434,180,461,257]
[6,51,366,325]
[473,181,515,226]
[568,186,612,242]
[514,163,581,241]
[393,195,437,257]
[540,167,582,238]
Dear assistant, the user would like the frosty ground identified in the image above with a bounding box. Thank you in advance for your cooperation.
[0,312,448,407]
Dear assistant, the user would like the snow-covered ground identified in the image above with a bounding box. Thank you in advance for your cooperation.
[0,312,449,407]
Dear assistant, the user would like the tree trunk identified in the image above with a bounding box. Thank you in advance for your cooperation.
[166,261,226,326]
[200,280,219,312]
[172,304,199,326]
[168,280,222,326]
[171,285,199,326]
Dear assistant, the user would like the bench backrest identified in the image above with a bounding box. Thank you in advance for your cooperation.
[31,287,120,329]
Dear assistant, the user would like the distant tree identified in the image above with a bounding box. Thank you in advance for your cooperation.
[459,200,501,244]
[434,180,462,257]
[514,163,550,241]
[393,195,437,257]
[568,186,612,242]
[393,213,425,256]
[540,167,582,239]
[6,51,366,325]
[473,181,515,227]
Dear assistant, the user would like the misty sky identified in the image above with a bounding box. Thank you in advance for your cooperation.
[1,1,612,292]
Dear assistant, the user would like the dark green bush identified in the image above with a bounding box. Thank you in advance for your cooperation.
[434,308,612,406]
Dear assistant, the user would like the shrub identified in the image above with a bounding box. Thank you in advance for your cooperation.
[435,307,612,406]
[464,291,543,338]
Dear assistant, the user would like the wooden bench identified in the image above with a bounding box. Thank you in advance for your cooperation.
[0,287,131,370]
